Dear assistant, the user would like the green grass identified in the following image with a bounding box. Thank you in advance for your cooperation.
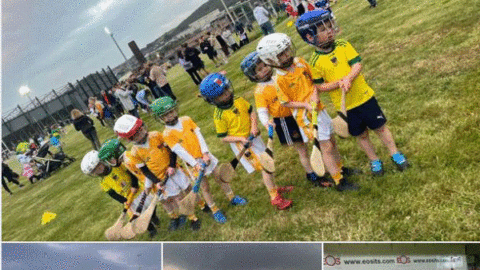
[3,0,480,241]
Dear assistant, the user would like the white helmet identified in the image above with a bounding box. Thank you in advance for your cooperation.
[81,150,100,175]
[114,115,143,139]
[256,33,295,68]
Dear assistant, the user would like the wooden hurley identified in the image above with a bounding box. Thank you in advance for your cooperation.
[259,125,275,174]
[332,90,350,138]
[309,103,326,176]
[217,135,254,183]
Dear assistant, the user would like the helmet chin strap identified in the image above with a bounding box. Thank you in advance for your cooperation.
[216,97,234,109]
[97,164,112,177]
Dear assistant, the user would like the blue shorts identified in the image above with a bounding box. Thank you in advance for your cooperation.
[347,97,387,136]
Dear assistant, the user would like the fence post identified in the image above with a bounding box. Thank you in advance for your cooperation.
[102,68,114,85]
[36,97,59,125]
[108,66,119,83]
[17,105,43,135]
[96,71,108,90]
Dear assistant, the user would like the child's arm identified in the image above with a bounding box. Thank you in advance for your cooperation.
[339,63,362,92]
[221,136,250,145]
[250,110,260,137]
[194,128,212,166]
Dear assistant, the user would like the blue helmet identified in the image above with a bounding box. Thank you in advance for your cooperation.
[199,73,234,109]
[314,0,329,9]
[296,10,336,47]
[240,51,273,83]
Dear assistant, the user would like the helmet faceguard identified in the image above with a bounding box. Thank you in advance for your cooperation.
[114,115,147,144]
[150,97,179,126]
[296,10,338,49]
[98,139,127,167]
[199,73,235,109]
[241,51,273,83]
[256,33,296,69]
[81,150,112,177]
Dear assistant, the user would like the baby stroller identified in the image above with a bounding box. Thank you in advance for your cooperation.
[33,142,76,178]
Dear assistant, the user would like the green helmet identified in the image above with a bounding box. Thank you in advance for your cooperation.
[98,139,127,162]
[150,97,177,117]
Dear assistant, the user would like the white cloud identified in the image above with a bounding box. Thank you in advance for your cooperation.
[163,264,187,270]
[98,250,129,265]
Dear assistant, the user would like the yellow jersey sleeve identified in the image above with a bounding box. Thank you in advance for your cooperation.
[123,151,146,183]
[342,40,362,66]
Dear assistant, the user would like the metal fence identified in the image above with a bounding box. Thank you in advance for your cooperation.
[2,66,118,151]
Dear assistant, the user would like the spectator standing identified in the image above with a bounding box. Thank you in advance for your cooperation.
[177,50,202,86]
[183,43,209,77]
[149,63,177,100]
[215,30,230,57]
[71,109,102,150]
[254,2,276,35]
[113,86,140,118]
[222,27,240,52]
[200,36,220,67]
[235,21,249,47]
[207,32,228,64]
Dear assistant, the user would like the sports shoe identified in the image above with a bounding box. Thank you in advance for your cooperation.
[306,173,333,187]
[168,216,187,231]
[213,210,227,224]
[201,204,211,213]
[148,228,158,238]
[18,184,25,188]
[271,195,293,210]
[370,160,384,176]
[190,219,201,231]
[335,178,360,191]
[151,215,161,227]
[391,152,409,171]
[277,185,294,194]
[342,167,363,177]
[230,195,248,206]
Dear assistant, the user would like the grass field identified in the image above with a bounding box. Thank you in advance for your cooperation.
[3,0,480,241]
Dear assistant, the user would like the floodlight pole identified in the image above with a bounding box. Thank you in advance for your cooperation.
[109,32,128,62]
[219,0,235,24]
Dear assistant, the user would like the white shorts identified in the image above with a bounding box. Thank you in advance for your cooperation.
[229,136,266,174]
[296,109,334,141]
[197,153,219,176]
[159,168,190,200]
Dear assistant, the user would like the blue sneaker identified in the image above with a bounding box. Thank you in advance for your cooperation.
[230,195,248,206]
[370,160,384,176]
[213,210,227,224]
[391,152,409,171]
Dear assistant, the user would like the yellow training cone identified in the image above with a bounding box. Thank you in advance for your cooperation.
[41,211,57,225]
[287,21,294,27]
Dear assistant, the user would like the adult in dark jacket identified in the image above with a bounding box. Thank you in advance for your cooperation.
[183,43,209,77]
[216,32,230,57]
[2,162,24,195]
[71,109,101,150]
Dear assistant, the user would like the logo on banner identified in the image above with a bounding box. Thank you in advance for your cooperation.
[396,255,411,264]
[324,255,341,266]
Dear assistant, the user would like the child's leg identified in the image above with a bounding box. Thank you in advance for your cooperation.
[2,178,13,195]
[319,140,342,183]
[293,143,313,173]
[355,129,380,161]
[373,125,398,156]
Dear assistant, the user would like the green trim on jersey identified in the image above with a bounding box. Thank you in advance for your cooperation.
[348,56,362,66]
[217,132,228,138]
[313,78,325,84]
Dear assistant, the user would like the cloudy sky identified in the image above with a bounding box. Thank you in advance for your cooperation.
[2,0,208,114]
[2,243,161,269]
[163,243,323,270]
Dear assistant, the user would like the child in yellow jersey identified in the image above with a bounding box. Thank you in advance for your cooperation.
[241,51,333,188]
[257,33,360,192]
[113,115,200,231]
[199,72,293,210]
[80,149,158,238]
[150,97,248,224]
[296,10,409,176]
